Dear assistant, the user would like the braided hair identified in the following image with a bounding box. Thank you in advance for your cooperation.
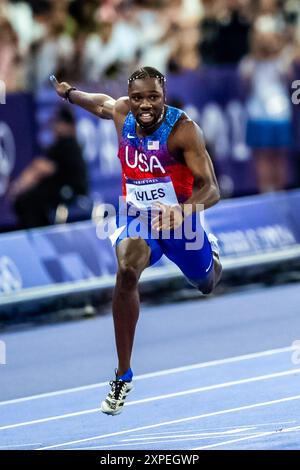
[128,66,166,93]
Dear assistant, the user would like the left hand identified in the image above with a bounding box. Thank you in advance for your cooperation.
[151,202,184,231]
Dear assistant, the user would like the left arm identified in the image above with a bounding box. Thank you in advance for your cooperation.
[179,120,220,215]
[152,120,220,231]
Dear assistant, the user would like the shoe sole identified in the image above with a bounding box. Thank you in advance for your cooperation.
[100,386,134,416]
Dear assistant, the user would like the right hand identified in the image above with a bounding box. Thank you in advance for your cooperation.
[49,75,72,99]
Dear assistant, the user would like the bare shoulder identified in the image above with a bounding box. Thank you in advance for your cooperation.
[114,96,130,117]
[172,114,204,147]
[112,96,130,136]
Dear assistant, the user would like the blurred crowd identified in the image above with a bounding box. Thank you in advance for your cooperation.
[0,0,300,91]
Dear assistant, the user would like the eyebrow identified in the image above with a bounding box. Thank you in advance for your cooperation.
[130,90,161,95]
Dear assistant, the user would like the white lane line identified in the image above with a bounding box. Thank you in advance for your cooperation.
[122,428,254,441]
[74,422,297,449]
[0,443,41,448]
[81,426,300,450]
[2,367,300,431]
[126,368,300,405]
[193,425,300,449]
[0,345,294,406]
[129,421,296,437]
[37,394,300,450]
[0,408,99,431]
[72,433,257,450]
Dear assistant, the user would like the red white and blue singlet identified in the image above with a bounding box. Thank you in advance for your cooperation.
[114,105,214,282]
[118,106,194,208]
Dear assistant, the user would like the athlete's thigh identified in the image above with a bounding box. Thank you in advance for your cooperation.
[116,237,151,272]
[115,224,163,268]
[159,215,213,282]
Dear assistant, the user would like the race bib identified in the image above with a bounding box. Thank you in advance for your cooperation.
[125,176,178,209]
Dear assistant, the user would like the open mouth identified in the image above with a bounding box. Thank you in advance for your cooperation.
[139,112,154,124]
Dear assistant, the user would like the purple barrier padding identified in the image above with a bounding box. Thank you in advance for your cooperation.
[285,189,300,235]
[0,93,37,228]
[204,190,300,257]
[0,221,117,294]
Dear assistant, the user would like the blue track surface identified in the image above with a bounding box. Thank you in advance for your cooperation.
[1,283,300,450]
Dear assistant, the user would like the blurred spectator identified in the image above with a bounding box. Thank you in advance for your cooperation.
[199,0,252,65]
[82,3,141,81]
[178,0,203,27]
[0,16,24,91]
[69,0,102,32]
[96,0,122,23]
[217,0,251,64]
[81,21,117,82]
[281,0,300,59]
[136,1,200,74]
[134,1,172,73]
[239,17,294,192]
[167,23,200,72]
[0,0,40,55]
[198,0,222,65]
[27,1,74,88]
[10,106,88,229]
[1,0,299,89]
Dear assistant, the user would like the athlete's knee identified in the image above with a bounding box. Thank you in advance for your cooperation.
[188,276,214,295]
[189,268,222,294]
[190,255,222,294]
[117,238,150,268]
[199,278,215,295]
[116,263,140,291]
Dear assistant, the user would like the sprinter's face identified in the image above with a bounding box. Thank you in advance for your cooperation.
[128,78,165,129]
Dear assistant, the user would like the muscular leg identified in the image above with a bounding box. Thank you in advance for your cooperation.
[112,237,151,377]
[198,252,222,294]
[186,251,222,294]
[161,218,222,296]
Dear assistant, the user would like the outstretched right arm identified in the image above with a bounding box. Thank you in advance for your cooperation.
[49,75,126,120]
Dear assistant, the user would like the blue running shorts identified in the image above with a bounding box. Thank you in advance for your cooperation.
[114,205,213,283]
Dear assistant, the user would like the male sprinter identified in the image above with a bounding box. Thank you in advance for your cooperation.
[50,67,222,415]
